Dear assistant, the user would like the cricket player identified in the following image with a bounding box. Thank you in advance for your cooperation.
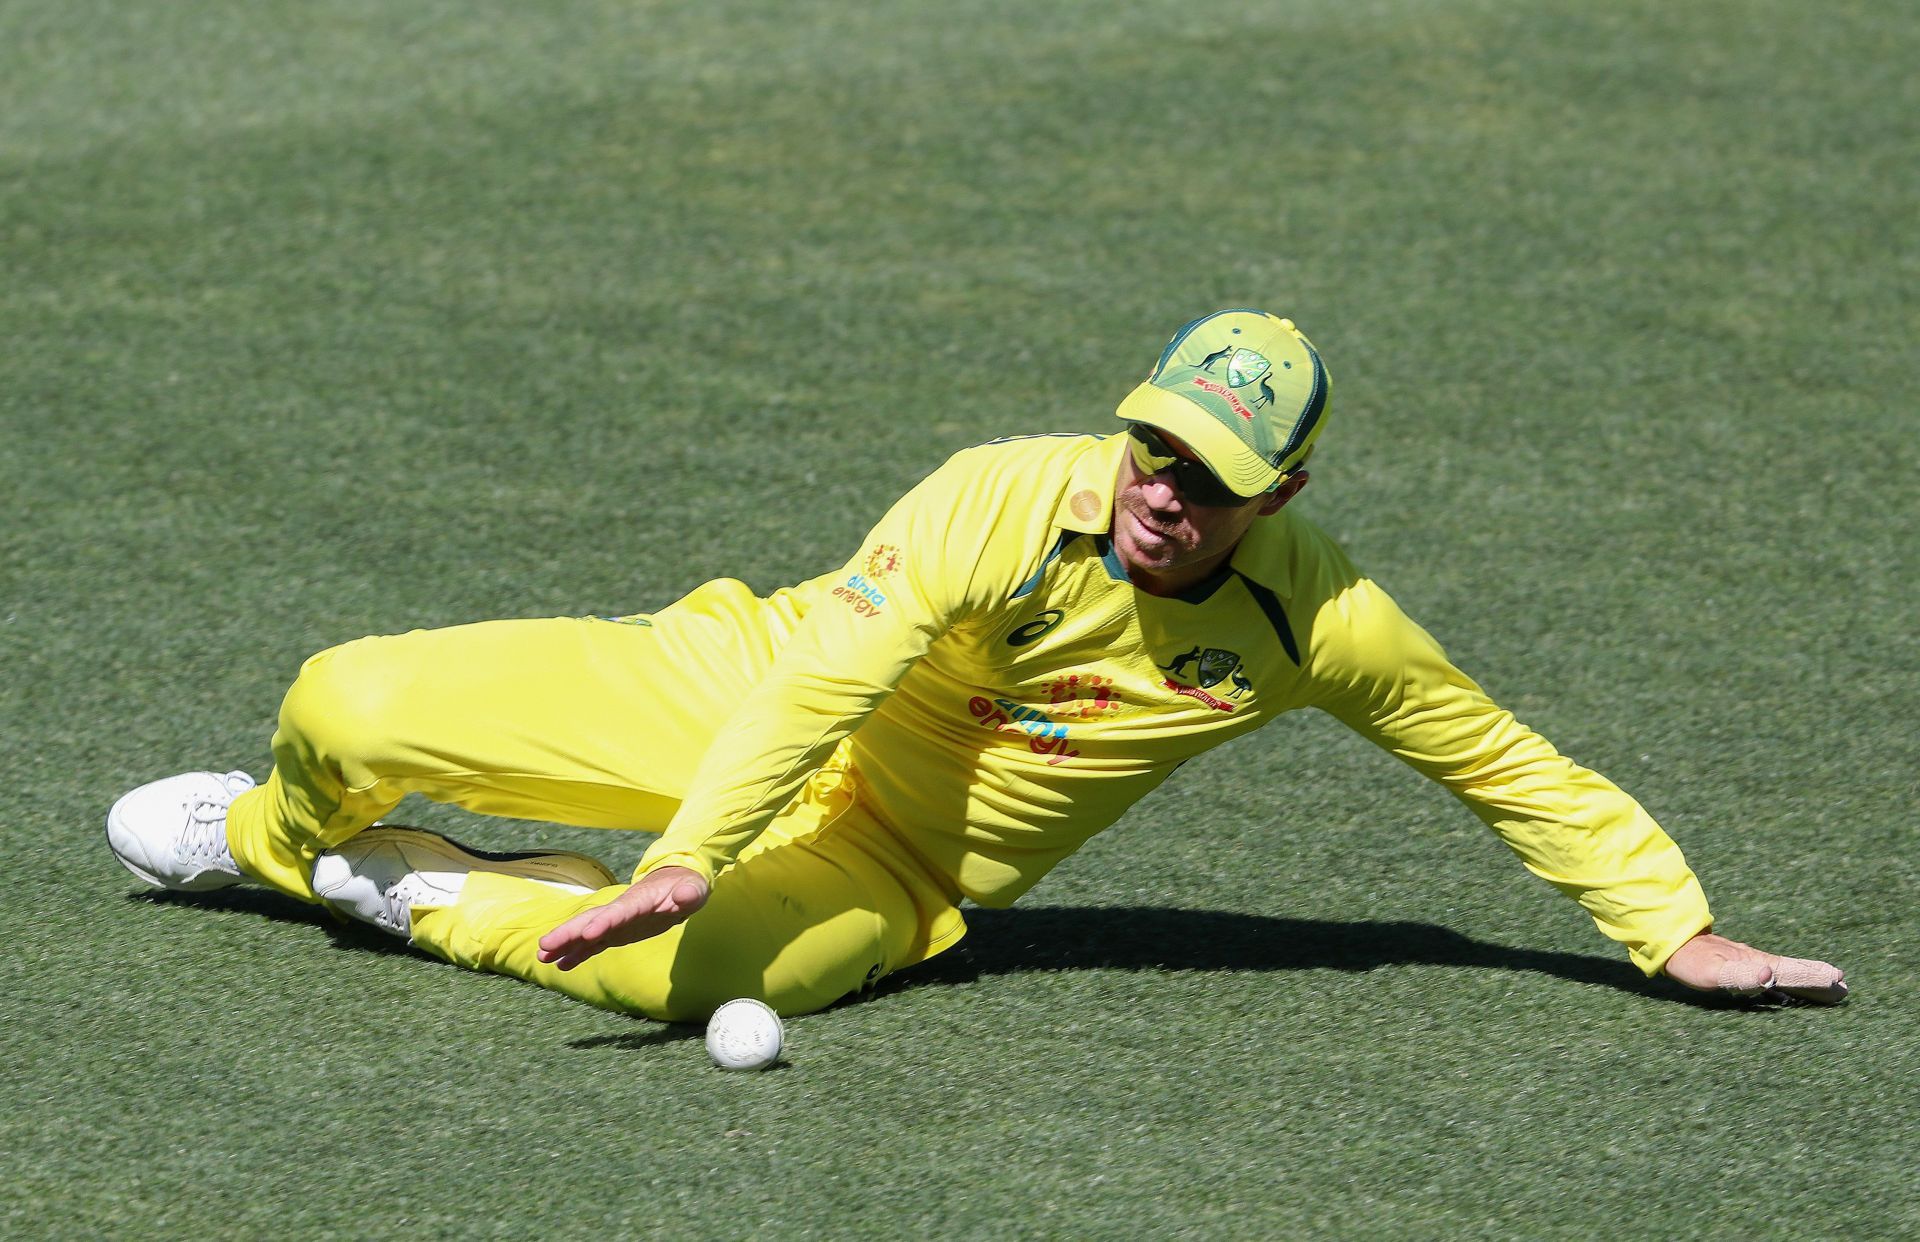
[106,310,1847,1019]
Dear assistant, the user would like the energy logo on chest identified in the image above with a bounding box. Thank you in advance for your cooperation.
[1046,672,1121,720]
[1158,644,1252,713]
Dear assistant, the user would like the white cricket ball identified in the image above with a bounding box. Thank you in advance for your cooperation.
[705,998,785,1071]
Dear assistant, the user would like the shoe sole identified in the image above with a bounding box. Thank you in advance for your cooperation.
[338,825,618,891]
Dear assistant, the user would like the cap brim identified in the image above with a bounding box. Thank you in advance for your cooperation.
[1116,383,1281,498]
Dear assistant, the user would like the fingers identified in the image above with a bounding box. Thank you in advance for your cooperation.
[535,906,619,971]
[1714,949,1848,1006]
[1767,955,1849,1005]
[1667,932,1848,1006]
[534,867,710,971]
[1713,951,1775,996]
[537,905,670,970]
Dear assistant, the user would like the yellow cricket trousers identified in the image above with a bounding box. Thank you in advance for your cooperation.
[223,578,963,1020]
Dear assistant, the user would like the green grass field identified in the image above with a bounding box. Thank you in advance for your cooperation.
[4,1,1916,1235]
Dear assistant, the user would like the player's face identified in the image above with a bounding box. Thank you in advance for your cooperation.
[1112,426,1305,596]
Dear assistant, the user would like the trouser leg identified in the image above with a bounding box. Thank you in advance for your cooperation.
[412,766,965,1020]
[226,581,782,901]
[218,581,962,1019]
[412,821,916,1020]
[409,758,963,1019]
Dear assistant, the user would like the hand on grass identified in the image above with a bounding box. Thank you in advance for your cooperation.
[1663,931,1848,1005]
[536,865,709,971]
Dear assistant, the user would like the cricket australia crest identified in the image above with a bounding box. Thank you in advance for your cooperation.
[1225,348,1271,389]
[1195,647,1241,687]
[1160,644,1254,712]
[1196,345,1280,411]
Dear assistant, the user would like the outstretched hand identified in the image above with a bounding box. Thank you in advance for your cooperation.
[536,865,709,971]
[1663,931,1848,1005]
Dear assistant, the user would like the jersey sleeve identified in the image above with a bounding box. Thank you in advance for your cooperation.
[634,452,1017,885]
[1301,559,1712,976]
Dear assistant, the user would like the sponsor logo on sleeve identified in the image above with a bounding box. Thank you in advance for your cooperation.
[832,544,902,618]
[831,574,887,618]
[863,544,901,578]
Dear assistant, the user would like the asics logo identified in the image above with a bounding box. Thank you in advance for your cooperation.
[1007,609,1065,647]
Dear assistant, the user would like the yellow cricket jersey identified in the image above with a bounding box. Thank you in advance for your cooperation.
[639,432,1711,975]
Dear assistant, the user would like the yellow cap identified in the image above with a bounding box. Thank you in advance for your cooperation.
[1116,310,1331,497]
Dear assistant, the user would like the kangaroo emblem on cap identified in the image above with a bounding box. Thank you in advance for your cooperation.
[1199,345,1279,409]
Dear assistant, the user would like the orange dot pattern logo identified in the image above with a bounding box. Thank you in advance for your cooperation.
[863,544,902,579]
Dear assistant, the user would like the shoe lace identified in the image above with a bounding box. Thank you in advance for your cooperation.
[379,873,453,935]
[178,771,252,867]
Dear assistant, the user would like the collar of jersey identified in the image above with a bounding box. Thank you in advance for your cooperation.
[1053,433,1296,599]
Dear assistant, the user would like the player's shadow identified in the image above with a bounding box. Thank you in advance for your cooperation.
[885,906,1710,1005]
[132,886,424,957]
[131,890,1720,1009]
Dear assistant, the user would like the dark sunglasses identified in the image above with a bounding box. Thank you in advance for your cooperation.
[1125,424,1245,506]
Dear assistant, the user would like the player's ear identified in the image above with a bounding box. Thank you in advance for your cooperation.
[1257,470,1308,516]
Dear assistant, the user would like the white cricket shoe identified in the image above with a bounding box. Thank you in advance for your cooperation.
[107,770,258,891]
[311,826,616,938]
